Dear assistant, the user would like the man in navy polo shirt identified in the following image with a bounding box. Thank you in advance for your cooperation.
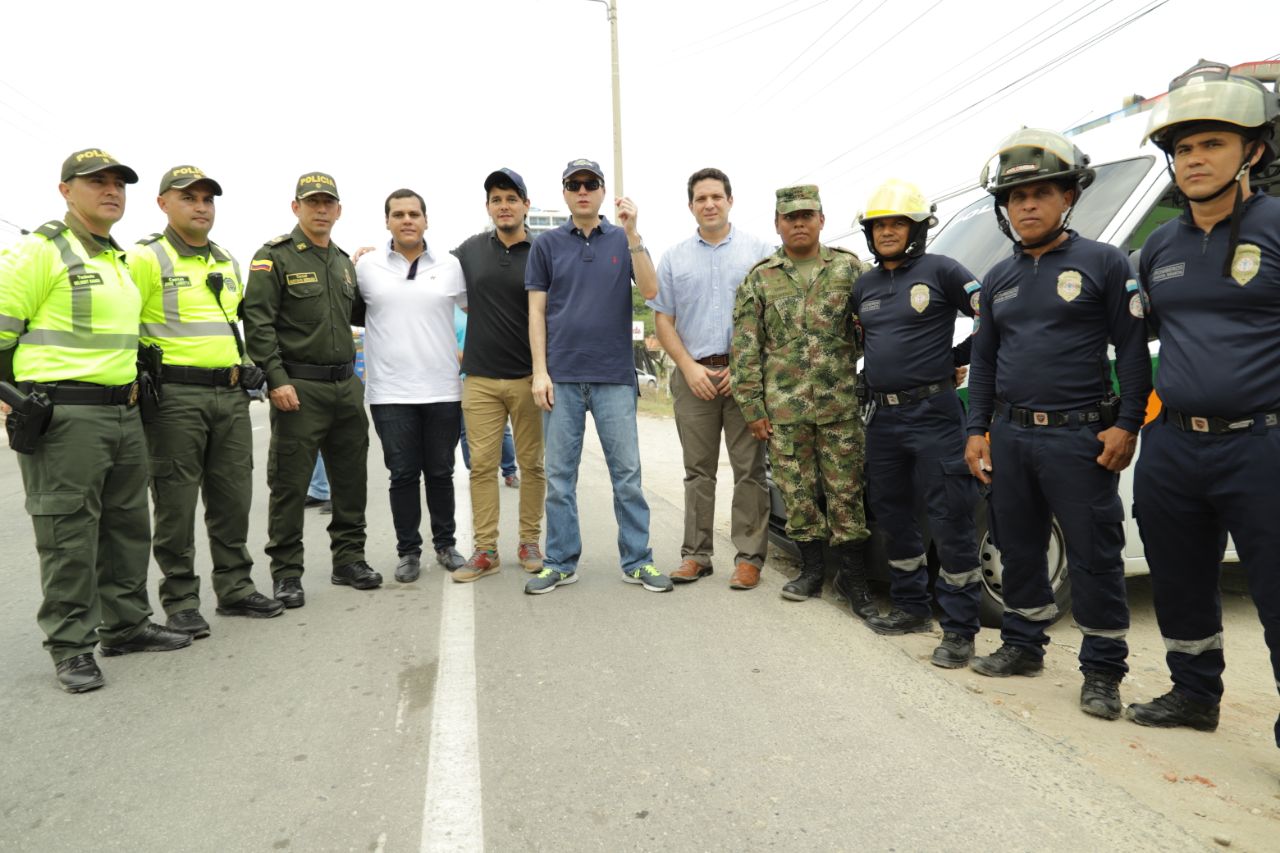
[524,158,669,594]
[964,129,1150,720]
[1127,61,1280,747]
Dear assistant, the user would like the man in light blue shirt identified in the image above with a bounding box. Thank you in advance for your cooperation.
[649,167,774,590]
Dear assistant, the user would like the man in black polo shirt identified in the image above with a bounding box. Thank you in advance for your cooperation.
[450,168,545,582]
[964,129,1150,719]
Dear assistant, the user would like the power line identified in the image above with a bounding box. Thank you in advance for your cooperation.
[671,0,810,47]
[687,0,837,53]
[743,0,877,111]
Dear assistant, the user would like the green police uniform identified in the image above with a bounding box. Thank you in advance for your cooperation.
[242,180,368,583]
[129,184,259,615]
[731,190,868,546]
[0,206,156,663]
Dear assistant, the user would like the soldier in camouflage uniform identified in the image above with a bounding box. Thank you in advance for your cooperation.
[730,185,877,614]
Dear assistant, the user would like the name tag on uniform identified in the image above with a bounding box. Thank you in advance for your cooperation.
[1151,263,1185,282]
[69,272,103,287]
[993,286,1019,304]
[861,299,881,312]
[162,276,192,288]
[286,272,319,286]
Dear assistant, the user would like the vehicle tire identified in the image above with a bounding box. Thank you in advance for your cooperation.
[974,498,1071,629]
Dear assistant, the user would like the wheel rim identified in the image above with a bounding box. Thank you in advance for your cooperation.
[978,519,1069,607]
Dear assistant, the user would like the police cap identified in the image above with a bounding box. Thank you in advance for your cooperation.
[296,172,340,201]
[61,148,139,184]
[158,165,223,196]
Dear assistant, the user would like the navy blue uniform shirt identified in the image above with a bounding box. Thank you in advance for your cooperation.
[967,231,1151,435]
[525,216,636,386]
[855,253,979,391]
[1140,193,1280,417]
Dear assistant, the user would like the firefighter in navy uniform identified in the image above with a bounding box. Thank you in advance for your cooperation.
[1126,61,1280,747]
[854,179,984,668]
[128,166,285,639]
[0,149,192,694]
[964,130,1151,720]
[242,172,380,609]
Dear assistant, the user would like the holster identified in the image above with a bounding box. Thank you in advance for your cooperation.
[137,343,165,424]
[855,371,868,406]
[1099,394,1120,428]
[0,381,54,454]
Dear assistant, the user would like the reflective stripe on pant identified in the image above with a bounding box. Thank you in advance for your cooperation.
[988,417,1129,673]
[669,367,768,568]
[265,375,369,578]
[866,388,981,636]
[17,404,153,661]
[462,375,545,551]
[145,382,256,613]
[1135,417,1280,726]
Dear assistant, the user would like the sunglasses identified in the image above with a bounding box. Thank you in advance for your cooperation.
[563,178,602,192]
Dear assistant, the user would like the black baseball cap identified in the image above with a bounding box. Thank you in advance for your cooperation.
[484,168,528,200]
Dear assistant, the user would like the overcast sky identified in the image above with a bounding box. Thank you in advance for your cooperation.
[0,0,1274,261]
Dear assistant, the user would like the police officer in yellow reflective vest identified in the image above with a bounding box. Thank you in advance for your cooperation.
[0,149,192,694]
[128,166,285,639]
[243,172,380,608]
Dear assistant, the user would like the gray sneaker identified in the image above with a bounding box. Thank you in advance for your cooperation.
[525,568,578,595]
[622,564,673,593]
[395,554,422,583]
[435,546,465,571]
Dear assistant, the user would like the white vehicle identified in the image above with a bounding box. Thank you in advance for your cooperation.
[769,61,1278,625]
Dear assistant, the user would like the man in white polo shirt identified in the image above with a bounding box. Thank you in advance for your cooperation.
[353,188,467,583]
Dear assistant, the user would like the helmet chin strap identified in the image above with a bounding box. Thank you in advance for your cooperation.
[865,221,929,264]
[1171,140,1259,277]
[996,198,1075,251]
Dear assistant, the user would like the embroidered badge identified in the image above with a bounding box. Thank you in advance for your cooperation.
[909,283,930,314]
[1130,294,1144,318]
[993,286,1019,304]
[861,299,882,312]
[1057,270,1083,302]
[286,272,319,286]
[1231,243,1261,286]
[250,259,273,272]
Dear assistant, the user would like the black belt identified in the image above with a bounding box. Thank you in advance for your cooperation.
[696,354,730,367]
[162,364,241,387]
[1165,407,1280,434]
[995,399,1110,428]
[18,380,138,406]
[872,381,949,407]
[283,361,354,382]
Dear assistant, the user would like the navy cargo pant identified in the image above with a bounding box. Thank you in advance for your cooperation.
[866,388,981,637]
[1135,415,1280,748]
[988,415,1129,675]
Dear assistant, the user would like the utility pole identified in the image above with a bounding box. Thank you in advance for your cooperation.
[587,0,624,196]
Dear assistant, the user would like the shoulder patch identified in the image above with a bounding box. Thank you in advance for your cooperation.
[135,232,164,246]
[33,220,65,240]
[265,234,291,247]
[250,259,273,273]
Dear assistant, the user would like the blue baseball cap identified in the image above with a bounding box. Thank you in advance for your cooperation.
[483,168,528,200]
[561,158,605,182]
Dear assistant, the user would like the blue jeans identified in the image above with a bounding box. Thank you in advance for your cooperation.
[459,419,517,477]
[370,402,461,556]
[308,454,330,501]
[543,382,652,573]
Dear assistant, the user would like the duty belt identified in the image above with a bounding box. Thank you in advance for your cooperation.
[995,399,1111,428]
[162,364,241,387]
[1165,407,1280,434]
[18,379,139,406]
[695,354,730,368]
[872,381,949,407]
[283,361,354,382]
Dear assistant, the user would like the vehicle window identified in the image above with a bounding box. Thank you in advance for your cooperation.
[1127,159,1280,254]
[930,157,1154,280]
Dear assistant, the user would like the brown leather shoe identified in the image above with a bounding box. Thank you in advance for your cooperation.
[670,559,713,583]
[730,562,761,590]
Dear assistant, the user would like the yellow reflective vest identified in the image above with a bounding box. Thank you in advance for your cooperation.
[128,228,243,369]
[0,218,140,385]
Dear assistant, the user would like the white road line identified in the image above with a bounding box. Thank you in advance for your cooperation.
[420,578,484,853]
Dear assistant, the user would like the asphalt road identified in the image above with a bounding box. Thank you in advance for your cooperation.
[0,403,1231,851]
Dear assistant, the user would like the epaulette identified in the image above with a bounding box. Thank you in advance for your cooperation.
[333,244,350,258]
[32,220,65,240]
[135,232,164,246]
[265,234,291,247]
[748,254,780,273]
[829,246,861,260]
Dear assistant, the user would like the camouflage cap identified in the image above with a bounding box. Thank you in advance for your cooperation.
[776,184,822,214]
[61,148,139,184]
[296,172,340,200]
[158,165,223,196]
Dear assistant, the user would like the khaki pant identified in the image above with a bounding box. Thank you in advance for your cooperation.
[462,375,544,551]
[670,368,769,567]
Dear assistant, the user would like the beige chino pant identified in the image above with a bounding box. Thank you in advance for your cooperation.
[462,375,545,552]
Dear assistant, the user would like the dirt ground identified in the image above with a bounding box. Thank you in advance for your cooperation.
[637,409,1280,852]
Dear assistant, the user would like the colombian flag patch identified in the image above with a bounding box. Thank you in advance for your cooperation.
[250,259,273,272]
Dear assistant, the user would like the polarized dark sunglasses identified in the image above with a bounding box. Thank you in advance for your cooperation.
[563,178,602,192]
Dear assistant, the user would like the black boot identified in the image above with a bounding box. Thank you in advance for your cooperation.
[781,541,825,601]
[832,541,878,620]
